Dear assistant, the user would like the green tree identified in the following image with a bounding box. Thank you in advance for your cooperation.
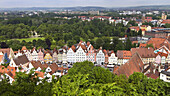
[125,37,132,50]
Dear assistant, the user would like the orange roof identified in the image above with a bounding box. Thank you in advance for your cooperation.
[21,46,27,51]
[129,26,140,31]
[131,47,155,58]
[35,71,44,78]
[117,50,132,59]
[0,66,16,79]
[139,43,147,48]
[147,38,170,49]
[132,41,138,44]
[114,53,144,78]
[162,19,170,24]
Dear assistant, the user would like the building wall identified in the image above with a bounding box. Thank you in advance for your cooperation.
[67,49,75,63]
[75,46,87,62]
[108,53,118,64]
[44,53,53,63]
[86,49,96,63]
[96,50,105,65]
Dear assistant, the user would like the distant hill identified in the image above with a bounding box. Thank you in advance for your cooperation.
[1,5,170,11]
[116,5,170,10]
[0,6,107,11]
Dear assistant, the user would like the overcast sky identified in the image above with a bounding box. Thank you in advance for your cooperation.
[0,0,170,8]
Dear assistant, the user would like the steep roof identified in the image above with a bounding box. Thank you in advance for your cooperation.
[147,38,170,49]
[21,46,27,51]
[13,54,29,65]
[49,63,58,74]
[131,47,155,58]
[114,53,144,78]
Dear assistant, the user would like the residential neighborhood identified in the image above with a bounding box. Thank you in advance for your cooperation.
[0,35,170,83]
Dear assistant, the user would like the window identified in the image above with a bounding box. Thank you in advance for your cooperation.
[11,69,13,71]
[7,69,9,71]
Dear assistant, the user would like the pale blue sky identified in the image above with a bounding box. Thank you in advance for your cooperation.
[0,0,170,8]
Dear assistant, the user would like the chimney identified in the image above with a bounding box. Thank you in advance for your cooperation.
[125,35,127,38]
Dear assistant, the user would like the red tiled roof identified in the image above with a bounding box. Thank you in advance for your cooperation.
[147,38,170,49]
[35,71,44,78]
[162,19,170,24]
[114,53,144,78]
[117,50,132,59]
[131,47,155,58]
[139,43,147,48]
[145,73,159,79]
[132,41,138,44]
[129,26,140,31]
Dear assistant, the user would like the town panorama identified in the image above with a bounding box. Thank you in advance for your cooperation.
[0,1,170,95]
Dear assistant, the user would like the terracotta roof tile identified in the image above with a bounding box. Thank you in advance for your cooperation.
[21,46,27,51]
[131,47,155,58]
[114,53,144,78]
[13,54,29,65]
[117,50,132,59]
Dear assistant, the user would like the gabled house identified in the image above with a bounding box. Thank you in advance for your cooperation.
[75,45,87,62]
[44,51,53,63]
[15,50,23,58]
[86,46,96,63]
[38,49,44,62]
[108,51,118,64]
[31,47,38,61]
[62,50,67,64]
[52,49,58,63]
[21,46,28,53]
[0,66,16,83]
[57,49,63,63]
[24,50,31,61]
[96,48,105,65]
[67,45,76,63]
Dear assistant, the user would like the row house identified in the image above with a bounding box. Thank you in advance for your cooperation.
[67,45,76,63]
[108,51,118,64]
[53,49,58,63]
[96,48,105,65]
[75,45,87,62]
[117,50,132,65]
[86,46,96,63]
[44,51,53,64]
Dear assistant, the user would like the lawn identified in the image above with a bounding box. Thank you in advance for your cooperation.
[13,37,45,42]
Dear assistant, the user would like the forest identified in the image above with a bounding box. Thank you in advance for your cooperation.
[0,17,142,51]
[0,61,169,96]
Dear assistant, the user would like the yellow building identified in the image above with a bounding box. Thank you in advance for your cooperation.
[162,13,167,20]
[44,53,53,63]
[140,25,151,36]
